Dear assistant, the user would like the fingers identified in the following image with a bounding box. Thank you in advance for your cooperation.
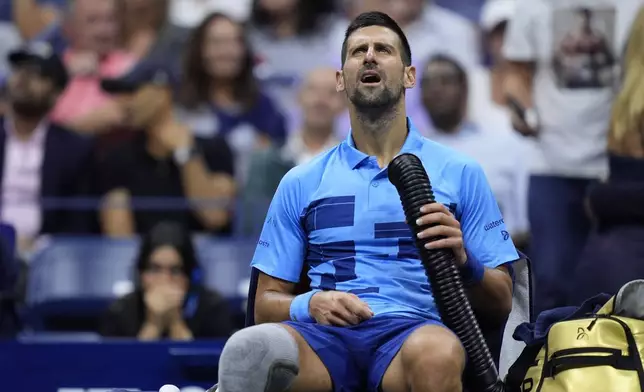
[416,211,460,229]
[340,294,374,321]
[417,225,461,241]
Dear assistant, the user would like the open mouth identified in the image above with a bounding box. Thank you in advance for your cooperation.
[360,71,382,84]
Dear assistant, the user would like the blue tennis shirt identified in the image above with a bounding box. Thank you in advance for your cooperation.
[251,118,519,321]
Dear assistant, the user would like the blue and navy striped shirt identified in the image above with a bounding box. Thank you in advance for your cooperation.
[251,118,518,321]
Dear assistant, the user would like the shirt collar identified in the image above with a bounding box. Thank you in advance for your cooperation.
[4,115,48,144]
[342,117,425,169]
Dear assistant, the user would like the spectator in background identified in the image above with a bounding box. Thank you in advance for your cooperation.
[420,55,529,244]
[119,0,190,74]
[468,0,516,131]
[98,62,236,237]
[169,0,253,27]
[242,67,344,234]
[0,44,96,253]
[176,13,286,184]
[568,6,644,305]
[330,0,481,69]
[249,0,337,130]
[100,221,233,340]
[503,0,641,314]
[46,0,137,134]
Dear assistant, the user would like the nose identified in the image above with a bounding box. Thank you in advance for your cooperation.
[364,46,377,63]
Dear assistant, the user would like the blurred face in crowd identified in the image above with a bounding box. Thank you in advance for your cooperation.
[202,17,246,81]
[140,245,190,293]
[300,68,345,131]
[118,84,173,129]
[257,0,298,15]
[422,60,466,132]
[366,0,424,26]
[7,63,59,118]
[121,0,167,30]
[339,26,413,112]
[67,0,119,55]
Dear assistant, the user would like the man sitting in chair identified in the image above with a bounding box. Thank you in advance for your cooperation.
[216,11,518,392]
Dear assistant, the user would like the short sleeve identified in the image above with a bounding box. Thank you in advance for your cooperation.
[503,0,539,61]
[459,162,519,269]
[250,170,307,282]
[200,136,235,176]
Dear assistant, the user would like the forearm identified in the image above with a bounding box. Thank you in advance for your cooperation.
[138,321,163,341]
[180,157,235,230]
[467,267,513,323]
[503,62,535,108]
[169,319,194,341]
[255,290,296,324]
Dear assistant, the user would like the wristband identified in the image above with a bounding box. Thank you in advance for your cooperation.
[289,290,319,323]
[459,257,485,287]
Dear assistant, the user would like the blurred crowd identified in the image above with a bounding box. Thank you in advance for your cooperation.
[0,0,643,341]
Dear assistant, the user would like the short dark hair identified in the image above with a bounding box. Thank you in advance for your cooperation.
[341,11,412,67]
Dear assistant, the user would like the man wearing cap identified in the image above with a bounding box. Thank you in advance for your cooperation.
[97,63,236,237]
[0,43,96,253]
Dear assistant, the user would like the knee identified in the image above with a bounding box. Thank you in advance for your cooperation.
[219,324,299,392]
[401,327,465,377]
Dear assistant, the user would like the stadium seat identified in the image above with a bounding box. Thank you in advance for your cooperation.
[244,253,533,386]
[25,235,256,331]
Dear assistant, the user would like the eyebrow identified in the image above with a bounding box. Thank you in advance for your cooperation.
[350,41,397,52]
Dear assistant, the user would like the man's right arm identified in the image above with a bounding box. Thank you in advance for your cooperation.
[249,169,307,324]
[255,272,297,324]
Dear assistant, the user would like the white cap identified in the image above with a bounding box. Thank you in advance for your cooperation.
[480,0,516,32]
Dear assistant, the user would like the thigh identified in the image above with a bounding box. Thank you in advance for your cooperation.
[282,322,361,392]
[375,321,465,392]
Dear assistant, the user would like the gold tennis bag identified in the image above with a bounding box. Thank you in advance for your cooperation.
[519,295,644,392]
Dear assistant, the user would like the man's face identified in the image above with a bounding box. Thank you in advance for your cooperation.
[118,84,171,129]
[70,0,119,55]
[337,25,414,111]
[7,64,58,117]
[300,68,345,130]
[421,61,466,127]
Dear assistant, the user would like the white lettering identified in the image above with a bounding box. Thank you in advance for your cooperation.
[57,387,204,392]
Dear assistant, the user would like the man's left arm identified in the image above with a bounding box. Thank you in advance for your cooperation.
[458,162,517,321]
[177,135,236,231]
[418,162,518,322]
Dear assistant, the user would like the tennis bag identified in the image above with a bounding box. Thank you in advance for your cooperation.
[505,281,644,392]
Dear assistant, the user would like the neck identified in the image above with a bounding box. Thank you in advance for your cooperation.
[490,62,509,106]
[300,124,333,151]
[430,111,464,134]
[10,112,44,140]
[272,16,297,38]
[209,83,236,108]
[350,101,407,167]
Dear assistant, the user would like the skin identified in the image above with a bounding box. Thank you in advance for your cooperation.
[253,24,513,392]
[138,245,193,341]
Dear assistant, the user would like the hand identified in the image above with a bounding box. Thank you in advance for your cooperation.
[144,286,186,326]
[509,110,538,137]
[309,291,374,327]
[66,51,99,76]
[415,203,467,266]
[155,123,194,152]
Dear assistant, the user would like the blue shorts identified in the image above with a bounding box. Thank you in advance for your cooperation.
[283,316,444,392]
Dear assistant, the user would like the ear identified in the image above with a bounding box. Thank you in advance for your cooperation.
[403,65,416,89]
[336,70,345,92]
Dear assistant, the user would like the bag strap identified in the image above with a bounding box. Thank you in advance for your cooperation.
[504,342,543,392]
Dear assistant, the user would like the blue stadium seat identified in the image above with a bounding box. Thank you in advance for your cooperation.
[244,253,533,382]
[26,235,255,331]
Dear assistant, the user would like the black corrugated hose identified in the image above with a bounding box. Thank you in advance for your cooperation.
[388,153,505,392]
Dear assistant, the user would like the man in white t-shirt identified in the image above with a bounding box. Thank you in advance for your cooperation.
[502,0,641,314]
